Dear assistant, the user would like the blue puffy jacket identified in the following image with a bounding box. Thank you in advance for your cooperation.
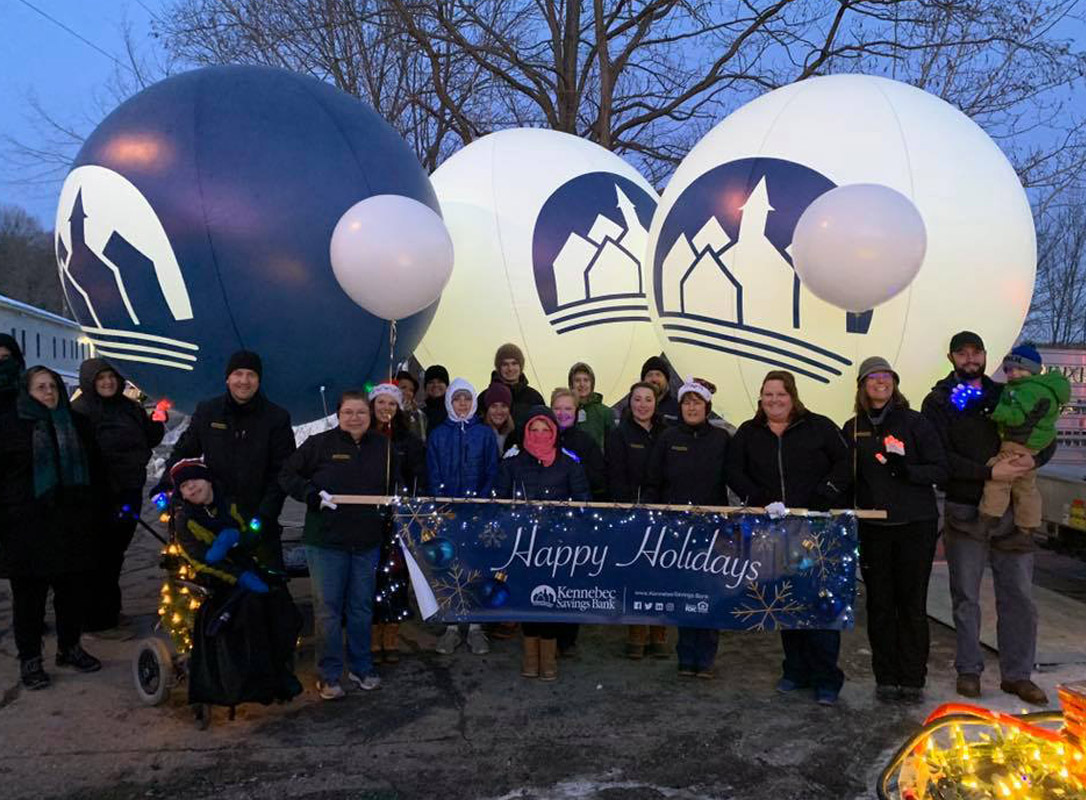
[426,379,500,497]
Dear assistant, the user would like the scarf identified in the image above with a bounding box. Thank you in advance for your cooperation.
[523,416,558,467]
[17,392,90,497]
[865,401,893,429]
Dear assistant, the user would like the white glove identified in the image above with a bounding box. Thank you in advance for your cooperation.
[765,501,788,520]
[319,490,338,511]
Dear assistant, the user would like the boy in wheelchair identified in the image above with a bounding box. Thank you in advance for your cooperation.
[170,458,303,706]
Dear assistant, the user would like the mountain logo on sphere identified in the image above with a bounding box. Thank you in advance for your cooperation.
[530,585,557,608]
[652,157,883,385]
[54,165,198,372]
[532,172,656,334]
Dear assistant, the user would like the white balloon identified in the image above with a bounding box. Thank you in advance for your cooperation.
[330,194,454,320]
[792,183,927,312]
[417,129,661,401]
[645,74,1035,425]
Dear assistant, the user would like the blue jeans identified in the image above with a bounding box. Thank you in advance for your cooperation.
[780,630,844,691]
[676,627,719,671]
[306,545,380,683]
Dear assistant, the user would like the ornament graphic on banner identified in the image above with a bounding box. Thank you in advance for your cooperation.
[646,74,1036,424]
[532,172,656,334]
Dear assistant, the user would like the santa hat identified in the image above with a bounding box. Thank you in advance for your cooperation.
[368,381,403,408]
[677,376,713,405]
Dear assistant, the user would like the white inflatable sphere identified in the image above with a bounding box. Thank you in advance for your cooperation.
[330,194,454,320]
[417,129,661,401]
[646,74,1035,425]
[792,183,927,312]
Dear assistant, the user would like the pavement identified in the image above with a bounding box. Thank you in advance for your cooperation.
[1,504,1084,800]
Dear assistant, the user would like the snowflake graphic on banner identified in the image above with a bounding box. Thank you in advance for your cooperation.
[432,563,482,614]
[477,521,507,549]
[731,581,807,631]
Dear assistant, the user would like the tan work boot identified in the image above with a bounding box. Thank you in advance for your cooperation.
[648,626,670,659]
[371,623,384,664]
[539,638,559,682]
[383,623,400,663]
[521,636,540,678]
[626,625,648,659]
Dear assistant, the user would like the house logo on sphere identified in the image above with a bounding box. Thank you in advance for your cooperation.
[532,172,656,334]
[652,157,879,384]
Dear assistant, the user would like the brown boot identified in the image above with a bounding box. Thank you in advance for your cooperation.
[626,625,647,659]
[648,626,670,659]
[539,638,559,682]
[383,623,400,664]
[521,636,540,678]
[956,673,981,698]
[371,623,384,664]
[1001,679,1049,706]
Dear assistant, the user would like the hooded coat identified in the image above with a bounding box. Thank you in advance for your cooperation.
[991,370,1071,450]
[426,378,500,497]
[0,333,24,415]
[0,367,105,578]
[495,407,591,501]
[71,358,165,493]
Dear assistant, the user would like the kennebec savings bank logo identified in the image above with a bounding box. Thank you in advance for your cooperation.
[532,171,657,335]
[530,584,617,612]
[652,157,882,384]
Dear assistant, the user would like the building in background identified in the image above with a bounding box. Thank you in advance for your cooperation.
[0,292,91,388]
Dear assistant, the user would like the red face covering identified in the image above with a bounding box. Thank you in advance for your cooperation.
[523,415,558,467]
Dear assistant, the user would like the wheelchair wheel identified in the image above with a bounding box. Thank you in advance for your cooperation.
[133,638,174,706]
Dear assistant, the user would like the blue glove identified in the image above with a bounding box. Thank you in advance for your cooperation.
[238,571,269,593]
[205,528,241,564]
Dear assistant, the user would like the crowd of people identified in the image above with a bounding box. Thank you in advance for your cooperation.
[0,330,1068,710]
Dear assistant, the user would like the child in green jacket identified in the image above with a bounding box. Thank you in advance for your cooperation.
[980,344,1070,529]
[568,362,615,451]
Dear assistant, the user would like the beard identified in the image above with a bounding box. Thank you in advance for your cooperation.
[954,362,985,381]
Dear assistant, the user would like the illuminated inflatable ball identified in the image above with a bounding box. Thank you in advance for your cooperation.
[417,128,661,402]
[54,65,440,421]
[646,74,1035,425]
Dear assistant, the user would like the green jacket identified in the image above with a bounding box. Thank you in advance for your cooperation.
[991,370,1071,450]
[576,393,616,451]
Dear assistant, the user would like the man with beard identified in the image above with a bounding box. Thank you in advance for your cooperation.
[921,331,1055,705]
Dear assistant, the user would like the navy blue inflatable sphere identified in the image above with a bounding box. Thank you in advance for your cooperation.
[54,65,438,419]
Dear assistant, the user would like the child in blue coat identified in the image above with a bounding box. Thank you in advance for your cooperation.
[426,379,499,655]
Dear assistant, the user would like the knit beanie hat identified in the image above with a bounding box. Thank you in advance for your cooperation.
[170,457,210,489]
[857,356,900,384]
[395,370,420,393]
[1003,343,1043,375]
[482,381,512,410]
[424,364,450,387]
[225,350,263,379]
[368,381,404,408]
[494,343,525,370]
[677,376,713,405]
[568,362,596,390]
[640,355,671,382]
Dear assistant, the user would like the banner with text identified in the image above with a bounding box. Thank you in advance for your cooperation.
[395,500,858,631]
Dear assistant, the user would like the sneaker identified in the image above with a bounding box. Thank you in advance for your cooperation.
[316,680,345,700]
[20,657,50,690]
[695,668,716,680]
[875,684,900,703]
[348,672,382,691]
[1000,679,1049,706]
[466,626,490,655]
[898,686,924,705]
[55,645,101,673]
[435,626,462,655]
[815,687,839,706]
[776,677,805,693]
[678,664,696,677]
[956,673,982,698]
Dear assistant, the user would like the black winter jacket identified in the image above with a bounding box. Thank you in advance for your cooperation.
[160,392,295,523]
[0,377,106,578]
[921,372,1055,506]
[385,426,427,496]
[279,428,397,551]
[843,403,948,523]
[727,412,850,510]
[424,395,448,432]
[72,358,164,493]
[495,449,591,501]
[605,416,661,502]
[558,426,607,499]
[643,421,730,506]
